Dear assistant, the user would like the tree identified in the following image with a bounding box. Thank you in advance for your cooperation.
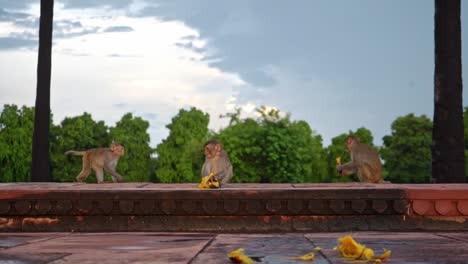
[110,113,154,182]
[217,118,264,182]
[432,0,465,183]
[0,105,35,182]
[217,107,326,183]
[381,114,432,183]
[324,127,375,182]
[260,116,323,183]
[155,108,209,183]
[31,0,54,182]
[50,113,110,182]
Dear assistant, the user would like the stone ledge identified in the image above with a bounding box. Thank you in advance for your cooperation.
[0,183,467,232]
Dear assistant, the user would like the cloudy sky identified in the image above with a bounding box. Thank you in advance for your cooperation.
[1,0,468,147]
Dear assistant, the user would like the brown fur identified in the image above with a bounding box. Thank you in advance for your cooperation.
[337,135,384,183]
[65,142,125,183]
[201,139,233,185]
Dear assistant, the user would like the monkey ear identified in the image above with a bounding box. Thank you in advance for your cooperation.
[215,144,222,152]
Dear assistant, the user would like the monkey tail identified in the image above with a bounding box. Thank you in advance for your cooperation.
[65,150,85,156]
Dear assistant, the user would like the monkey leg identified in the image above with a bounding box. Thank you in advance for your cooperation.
[110,174,123,183]
[358,165,383,183]
[104,164,123,183]
[76,168,91,182]
[220,174,233,184]
[219,169,233,184]
[76,156,92,182]
[94,167,104,184]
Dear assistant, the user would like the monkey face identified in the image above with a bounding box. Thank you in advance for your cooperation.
[204,144,215,159]
[204,143,221,159]
[344,136,355,152]
[111,144,125,157]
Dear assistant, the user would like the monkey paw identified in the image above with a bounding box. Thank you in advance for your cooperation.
[75,177,84,183]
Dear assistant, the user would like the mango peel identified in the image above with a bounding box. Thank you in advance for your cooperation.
[198,172,220,189]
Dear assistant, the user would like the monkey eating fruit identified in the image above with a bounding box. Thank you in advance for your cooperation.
[201,139,233,186]
[336,135,384,183]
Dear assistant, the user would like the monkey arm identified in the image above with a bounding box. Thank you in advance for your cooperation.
[213,163,233,182]
[103,162,123,182]
[201,160,210,177]
[336,162,358,176]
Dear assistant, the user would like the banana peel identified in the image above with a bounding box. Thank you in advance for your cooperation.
[198,172,220,189]
[228,248,254,264]
[286,252,315,261]
[335,235,391,262]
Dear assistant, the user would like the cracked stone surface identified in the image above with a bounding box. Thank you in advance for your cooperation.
[0,232,468,263]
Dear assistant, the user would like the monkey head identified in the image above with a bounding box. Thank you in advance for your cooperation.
[204,139,222,159]
[111,142,125,157]
[344,135,359,152]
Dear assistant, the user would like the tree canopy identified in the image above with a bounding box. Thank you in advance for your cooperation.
[0,105,35,182]
[155,107,209,183]
[1,103,466,183]
[380,114,432,183]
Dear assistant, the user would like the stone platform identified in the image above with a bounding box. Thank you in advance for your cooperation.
[2,232,468,263]
[0,183,467,232]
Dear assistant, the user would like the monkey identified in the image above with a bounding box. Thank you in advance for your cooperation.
[65,142,125,183]
[201,139,233,185]
[336,135,385,183]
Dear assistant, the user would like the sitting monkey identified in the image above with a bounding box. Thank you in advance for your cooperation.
[201,139,233,185]
[336,135,385,183]
[65,142,125,183]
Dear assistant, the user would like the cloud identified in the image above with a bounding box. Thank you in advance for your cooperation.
[59,0,131,9]
[0,8,31,21]
[0,0,36,10]
[103,26,133,33]
[0,5,245,147]
[113,103,127,108]
[0,37,36,49]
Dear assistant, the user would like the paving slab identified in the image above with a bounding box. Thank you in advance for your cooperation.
[305,232,468,264]
[0,233,213,264]
[191,233,329,264]
[0,233,68,249]
[0,232,467,263]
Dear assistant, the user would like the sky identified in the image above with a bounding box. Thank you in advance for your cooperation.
[1,0,468,147]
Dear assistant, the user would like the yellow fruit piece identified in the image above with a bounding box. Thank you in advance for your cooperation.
[336,157,342,165]
[362,247,375,260]
[336,235,369,259]
[198,173,220,189]
[375,248,392,261]
[227,248,254,264]
[336,236,392,262]
[314,247,322,251]
[287,252,315,261]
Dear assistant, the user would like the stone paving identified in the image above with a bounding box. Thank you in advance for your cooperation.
[1,232,468,264]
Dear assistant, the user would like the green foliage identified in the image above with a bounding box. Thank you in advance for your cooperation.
[380,114,432,183]
[217,107,327,183]
[110,113,154,182]
[0,105,35,182]
[50,112,111,182]
[2,101,466,184]
[324,127,375,183]
[216,118,263,182]
[155,107,209,183]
